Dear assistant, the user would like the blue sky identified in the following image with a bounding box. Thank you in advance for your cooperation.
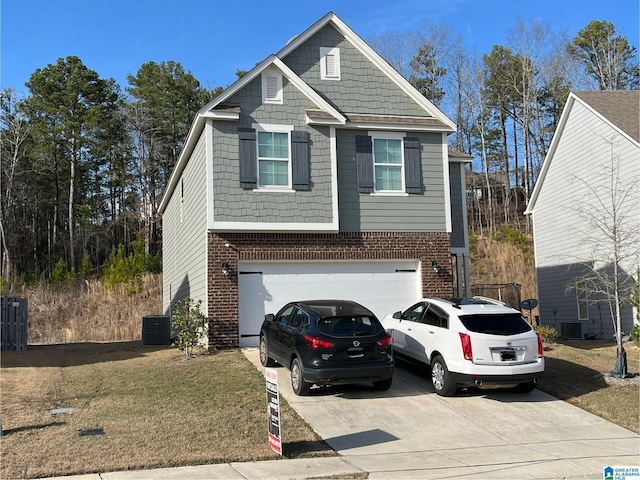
[2,0,638,96]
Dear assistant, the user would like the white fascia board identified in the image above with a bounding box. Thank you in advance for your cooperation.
[197,55,345,125]
[206,119,215,230]
[200,111,239,121]
[344,120,451,132]
[524,93,576,216]
[270,57,346,124]
[277,13,456,132]
[210,221,339,233]
[329,126,339,225]
[442,134,452,233]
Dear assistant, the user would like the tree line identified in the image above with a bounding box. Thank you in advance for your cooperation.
[1,18,637,288]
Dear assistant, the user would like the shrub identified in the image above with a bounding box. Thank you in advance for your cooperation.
[534,325,558,344]
[171,297,208,357]
[52,259,74,283]
[631,324,640,347]
[102,240,160,294]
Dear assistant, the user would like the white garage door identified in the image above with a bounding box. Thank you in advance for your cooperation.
[238,261,421,347]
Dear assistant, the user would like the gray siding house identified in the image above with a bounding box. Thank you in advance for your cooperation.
[525,90,639,339]
[159,12,471,348]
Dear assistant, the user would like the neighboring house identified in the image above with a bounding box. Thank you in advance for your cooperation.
[525,90,639,339]
[159,12,471,348]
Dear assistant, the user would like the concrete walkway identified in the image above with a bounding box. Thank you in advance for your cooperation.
[47,348,639,479]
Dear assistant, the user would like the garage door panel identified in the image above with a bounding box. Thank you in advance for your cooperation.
[239,261,420,347]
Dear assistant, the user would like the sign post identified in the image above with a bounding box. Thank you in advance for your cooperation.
[265,367,282,455]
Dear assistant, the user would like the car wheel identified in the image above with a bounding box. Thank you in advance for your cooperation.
[513,380,536,393]
[291,357,310,396]
[373,377,393,391]
[259,336,275,367]
[431,355,457,397]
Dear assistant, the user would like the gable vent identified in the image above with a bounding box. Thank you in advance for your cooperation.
[262,70,283,104]
[266,75,279,99]
[325,53,337,77]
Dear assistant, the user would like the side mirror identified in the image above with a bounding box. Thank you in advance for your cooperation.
[264,313,275,322]
[392,311,402,320]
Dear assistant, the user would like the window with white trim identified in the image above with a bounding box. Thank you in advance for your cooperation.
[320,47,341,80]
[372,133,405,192]
[577,281,589,320]
[261,69,283,104]
[255,124,293,188]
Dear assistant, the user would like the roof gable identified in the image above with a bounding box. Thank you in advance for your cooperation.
[525,90,640,215]
[277,12,456,131]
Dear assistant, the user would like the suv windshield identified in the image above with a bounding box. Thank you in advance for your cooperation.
[317,316,381,337]
[458,314,532,335]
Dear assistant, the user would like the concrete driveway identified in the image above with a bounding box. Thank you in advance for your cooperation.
[243,348,639,479]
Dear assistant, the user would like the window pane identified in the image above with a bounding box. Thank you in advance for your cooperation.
[259,159,288,186]
[374,139,401,164]
[375,166,402,190]
[258,132,288,159]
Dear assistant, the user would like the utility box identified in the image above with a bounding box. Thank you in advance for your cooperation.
[1,297,28,351]
[142,315,171,346]
[561,322,582,339]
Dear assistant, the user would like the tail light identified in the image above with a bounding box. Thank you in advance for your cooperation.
[536,332,544,358]
[376,334,393,347]
[459,332,473,360]
[303,334,334,349]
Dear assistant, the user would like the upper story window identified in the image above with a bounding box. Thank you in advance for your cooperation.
[257,128,291,188]
[239,126,310,191]
[372,133,405,192]
[356,133,422,195]
[320,47,341,80]
[262,69,283,104]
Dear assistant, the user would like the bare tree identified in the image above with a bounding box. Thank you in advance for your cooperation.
[0,89,30,284]
[569,137,640,376]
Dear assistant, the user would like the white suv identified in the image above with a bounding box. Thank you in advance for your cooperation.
[381,297,544,396]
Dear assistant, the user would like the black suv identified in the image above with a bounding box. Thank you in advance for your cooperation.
[259,300,394,395]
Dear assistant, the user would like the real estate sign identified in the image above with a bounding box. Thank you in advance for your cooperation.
[265,367,282,455]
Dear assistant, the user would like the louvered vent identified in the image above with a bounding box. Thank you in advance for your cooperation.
[560,322,582,339]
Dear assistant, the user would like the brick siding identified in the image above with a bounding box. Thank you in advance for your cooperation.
[208,232,452,348]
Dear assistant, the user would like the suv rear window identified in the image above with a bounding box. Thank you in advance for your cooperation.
[317,316,382,337]
[458,314,532,335]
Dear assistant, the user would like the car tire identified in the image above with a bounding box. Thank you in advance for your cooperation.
[291,357,311,396]
[373,377,393,391]
[513,380,536,393]
[259,336,275,367]
[431,355,457,397]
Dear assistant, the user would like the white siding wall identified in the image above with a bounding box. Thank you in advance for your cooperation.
[532,99,639,336]
[162,131,209,317]
[533,101,639,272]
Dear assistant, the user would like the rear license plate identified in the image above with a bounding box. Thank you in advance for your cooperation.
[501,350,516,361]
[347,347,364,358]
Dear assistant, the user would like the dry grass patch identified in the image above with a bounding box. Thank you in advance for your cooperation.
[0,343,333,479]
[537,340,640,434]
[25,274,163,344]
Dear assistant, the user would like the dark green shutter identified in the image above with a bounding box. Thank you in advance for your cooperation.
[291,130,310,191]
[404,137,422,194]
[238,128,257,189]
[356,135,374,193]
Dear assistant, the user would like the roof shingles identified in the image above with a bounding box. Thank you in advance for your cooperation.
[574,90,640,143]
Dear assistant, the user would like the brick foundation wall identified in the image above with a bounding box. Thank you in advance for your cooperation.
[207,232,452,348]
